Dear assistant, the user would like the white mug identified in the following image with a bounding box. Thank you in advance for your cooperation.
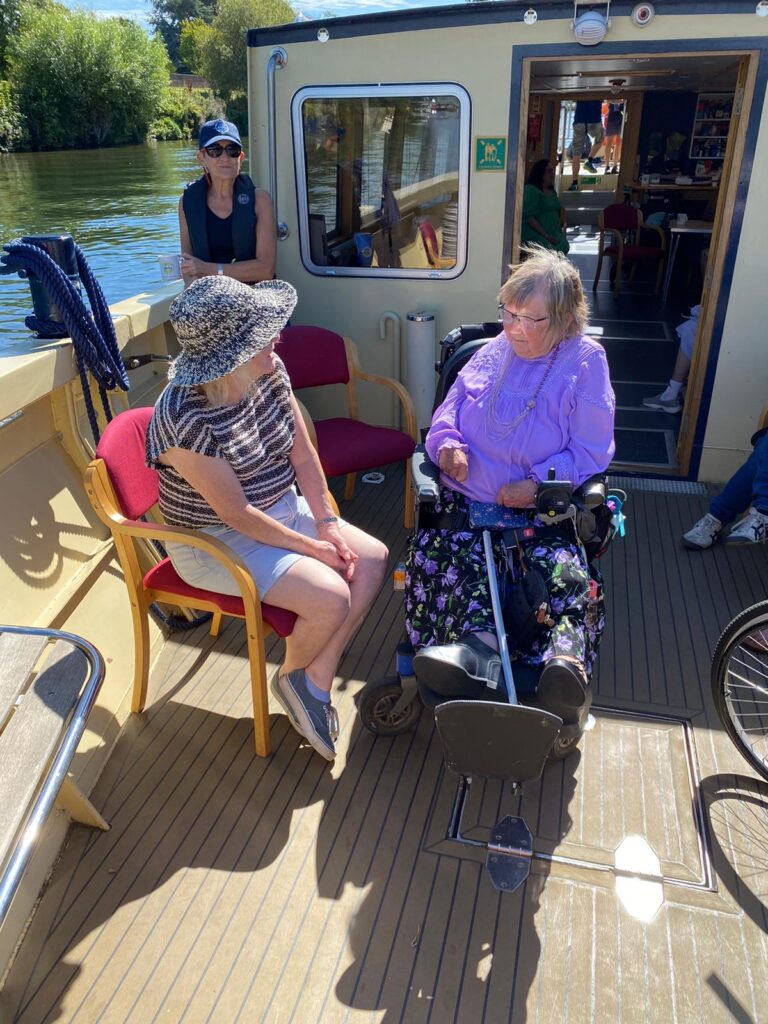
[676,213,688,226]
[157,253,182,281]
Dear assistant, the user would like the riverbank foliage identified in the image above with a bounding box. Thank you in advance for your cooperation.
[8,7,171,149]
[180,0,294,100]
[0,80,26,152]
[148,86,225,141]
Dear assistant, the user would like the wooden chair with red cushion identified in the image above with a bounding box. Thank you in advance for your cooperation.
[593,203,666,295]
[82,406,319,758]
[278,326,418,528]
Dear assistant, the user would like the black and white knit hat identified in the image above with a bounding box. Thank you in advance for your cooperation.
[168,276,297,386]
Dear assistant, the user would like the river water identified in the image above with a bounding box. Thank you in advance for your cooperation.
[0,140,222,355]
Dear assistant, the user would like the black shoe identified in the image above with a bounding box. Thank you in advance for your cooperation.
[536,658,590,726]
[413,634,502,698]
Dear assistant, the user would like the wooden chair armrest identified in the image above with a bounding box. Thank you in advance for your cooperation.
[758,403,768,433]
[601,228,624,255]
[640,224,666,250]
[84,462,259,608]
[354,370,419,442]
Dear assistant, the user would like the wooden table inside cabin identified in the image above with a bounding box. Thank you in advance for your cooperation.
[661,219,714,303]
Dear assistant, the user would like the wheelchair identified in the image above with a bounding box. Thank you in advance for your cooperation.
[357,321,624,890]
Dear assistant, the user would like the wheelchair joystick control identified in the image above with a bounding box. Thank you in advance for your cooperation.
[535,467,573,521]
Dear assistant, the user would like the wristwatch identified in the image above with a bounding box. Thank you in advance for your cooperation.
[216,263,224,276]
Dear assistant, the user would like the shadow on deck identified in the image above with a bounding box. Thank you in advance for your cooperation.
[2,469,767,1024]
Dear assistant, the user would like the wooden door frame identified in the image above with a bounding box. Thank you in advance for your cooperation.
[507,43,762,478]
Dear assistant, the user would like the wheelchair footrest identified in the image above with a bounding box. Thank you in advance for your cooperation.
[434,701,562,782]
[486,815,534,893]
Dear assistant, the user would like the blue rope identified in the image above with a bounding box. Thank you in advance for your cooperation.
[2,239,129,442]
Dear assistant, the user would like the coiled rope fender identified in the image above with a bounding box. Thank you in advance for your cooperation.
[2,239,129,443]
[2,240,208,632]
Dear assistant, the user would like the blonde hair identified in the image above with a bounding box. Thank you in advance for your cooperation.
[498,245,588,344]
[197,362,255,408]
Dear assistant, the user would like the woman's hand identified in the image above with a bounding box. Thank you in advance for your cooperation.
[317,522,357,581]
[180,253,214,282]
[439,446,469,483]
[496,479,538,508]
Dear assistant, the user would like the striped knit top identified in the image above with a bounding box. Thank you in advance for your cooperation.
[146,358,296,528]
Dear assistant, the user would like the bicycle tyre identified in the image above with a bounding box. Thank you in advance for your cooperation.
[711,599,768,783]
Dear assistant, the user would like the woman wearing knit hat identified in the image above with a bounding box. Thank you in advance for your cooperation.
[146,276,388,761]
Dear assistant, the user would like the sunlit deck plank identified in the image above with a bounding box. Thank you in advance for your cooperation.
[2,468,768,1023]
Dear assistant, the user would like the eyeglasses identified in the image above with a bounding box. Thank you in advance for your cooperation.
[204,143,242,158]
[498,305,550,330]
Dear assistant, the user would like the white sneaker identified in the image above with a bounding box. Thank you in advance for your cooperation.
[682,513,723,550]
[642,390,682,414]
[725,507,768,546]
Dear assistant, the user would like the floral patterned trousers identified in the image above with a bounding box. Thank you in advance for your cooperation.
[404,489,605,680]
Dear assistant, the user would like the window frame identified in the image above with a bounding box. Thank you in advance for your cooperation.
[290,82,471,280]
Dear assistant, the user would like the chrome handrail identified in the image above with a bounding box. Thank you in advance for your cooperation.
[0,625,106,927]
[267,47,289,241]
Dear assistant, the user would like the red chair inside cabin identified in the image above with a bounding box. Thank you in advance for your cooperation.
[278,326,418,528]
[593,203,667,295]
[418,220,455,270]
[83,406,302,758]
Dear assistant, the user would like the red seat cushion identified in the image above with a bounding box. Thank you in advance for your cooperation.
[604,244,663,260]
[143,559,296,637]
[314,419,416,477]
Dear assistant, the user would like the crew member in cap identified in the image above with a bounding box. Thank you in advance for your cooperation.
[146,277,388,761]
[179,119,276,286]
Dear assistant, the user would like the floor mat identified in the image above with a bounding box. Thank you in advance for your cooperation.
[614,427,677,467]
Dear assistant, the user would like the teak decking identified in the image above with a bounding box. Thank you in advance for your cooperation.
[2,471,768,1024]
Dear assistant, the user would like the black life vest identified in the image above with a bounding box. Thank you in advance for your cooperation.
[182,173,257,263]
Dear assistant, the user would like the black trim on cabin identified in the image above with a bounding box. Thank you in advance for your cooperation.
[248,1,758,48]
[504,36,768,482]
[288,82,472,283]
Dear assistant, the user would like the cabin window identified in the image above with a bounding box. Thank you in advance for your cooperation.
[292,85,470,278]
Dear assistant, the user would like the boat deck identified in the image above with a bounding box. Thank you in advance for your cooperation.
[3,471,768,1023]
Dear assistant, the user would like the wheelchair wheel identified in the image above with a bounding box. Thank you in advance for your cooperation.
[359,676,422,735]
[712,600,768,783]
[549,727,582,760]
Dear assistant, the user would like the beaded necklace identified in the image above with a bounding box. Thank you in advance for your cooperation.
[486,341,560,440]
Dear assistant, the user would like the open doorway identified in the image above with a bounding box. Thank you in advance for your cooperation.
[515,52,751,475]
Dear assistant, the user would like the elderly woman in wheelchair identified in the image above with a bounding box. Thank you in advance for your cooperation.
[401,247,616,757]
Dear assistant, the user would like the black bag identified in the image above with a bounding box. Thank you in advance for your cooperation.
[502,568,552,652]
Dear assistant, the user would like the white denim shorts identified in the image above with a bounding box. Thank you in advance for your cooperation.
[166,486,347,601]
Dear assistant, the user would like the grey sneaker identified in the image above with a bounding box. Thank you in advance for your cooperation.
[642,390,682,414]
[725,507,768,546]
[270,670,339,761]
[682,512,723,550]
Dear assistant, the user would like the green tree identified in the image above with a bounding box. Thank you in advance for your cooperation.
[199,0,294,101]
[9,6,171,148]
[179,17,213,74]
[150,0,216,68]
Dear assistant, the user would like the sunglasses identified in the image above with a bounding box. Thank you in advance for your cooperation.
[204,143,242,158]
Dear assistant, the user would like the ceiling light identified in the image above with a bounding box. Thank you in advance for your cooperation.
[523,7,538,24]
[609,78,626,95]
[757,1,768,15]
[317,27,330,42]
[572,1,611,46]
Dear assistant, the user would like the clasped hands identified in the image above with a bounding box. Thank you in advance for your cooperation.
[314,521,357,581]
[438,446,537,507]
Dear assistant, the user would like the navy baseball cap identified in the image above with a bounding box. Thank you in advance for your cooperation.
[198,119,242,149]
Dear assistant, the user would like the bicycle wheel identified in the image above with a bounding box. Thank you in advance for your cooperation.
[711,599,768,782]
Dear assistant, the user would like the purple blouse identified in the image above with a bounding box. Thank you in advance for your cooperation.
[426,332,615,504]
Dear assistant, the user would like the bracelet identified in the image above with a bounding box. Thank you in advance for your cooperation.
[316,515,338,527]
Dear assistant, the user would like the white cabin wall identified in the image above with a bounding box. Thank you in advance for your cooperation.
[250,10,768,467]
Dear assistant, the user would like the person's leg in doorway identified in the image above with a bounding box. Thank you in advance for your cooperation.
[584,122,604,173]
[569,122,587,190]
[642,347,691,414]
